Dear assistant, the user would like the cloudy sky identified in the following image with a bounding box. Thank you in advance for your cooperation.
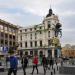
[0,0,75,46]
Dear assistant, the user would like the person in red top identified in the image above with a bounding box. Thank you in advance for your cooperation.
[31,55,39,74]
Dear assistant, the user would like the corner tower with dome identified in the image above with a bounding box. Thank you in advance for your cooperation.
[18,7,62,58]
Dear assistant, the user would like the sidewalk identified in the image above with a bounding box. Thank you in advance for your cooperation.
[0,64,70,75]
[1,59,41,71]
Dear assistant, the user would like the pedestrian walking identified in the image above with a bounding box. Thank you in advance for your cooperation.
[31,55,39,74]
[21,55,28,75]
[6,55,9,67]
[49,57,54,69]
[39,56,43,65]
[8,54,18,75]
[42,55,48,75]
[55,58,58,66]
[60,57,63,66]
[20,50,23,58]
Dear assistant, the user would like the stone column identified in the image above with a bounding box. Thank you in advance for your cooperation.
[3,26,5,47]
[52,48,54,58]
[8,27,9,48]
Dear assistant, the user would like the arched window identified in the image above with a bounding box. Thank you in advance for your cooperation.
[48,21,51,28]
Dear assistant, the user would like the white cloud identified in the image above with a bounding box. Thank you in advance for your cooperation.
[0,0,75,46]
[63,28,75,32]
[58,11,75,17]
[0,0,74,17]
[0,0,65,16]
[0,12,23,25]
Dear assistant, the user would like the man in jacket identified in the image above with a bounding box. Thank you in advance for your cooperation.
[49,57,54,69]
[42,55,48,75]
[8,54,18,75]
[21,55,28,75]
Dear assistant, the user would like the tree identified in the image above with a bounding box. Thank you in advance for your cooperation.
[55,23,62,37]
[8,47,14,55]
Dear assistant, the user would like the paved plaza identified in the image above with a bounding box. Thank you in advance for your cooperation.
[0,64,71,75]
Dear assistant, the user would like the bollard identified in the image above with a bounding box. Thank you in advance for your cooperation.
[51,71,53,75]
[57,66,58,71]
[54,68,55,74]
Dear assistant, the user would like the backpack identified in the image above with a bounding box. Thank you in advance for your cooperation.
[21,57,28,65]
[42,57,47,64]
[24,57,28,65]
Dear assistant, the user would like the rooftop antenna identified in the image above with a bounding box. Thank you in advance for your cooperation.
[50,0,52,9]
[46,0,53,17]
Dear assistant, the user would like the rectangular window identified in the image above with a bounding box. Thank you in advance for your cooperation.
[25,29,27,32]
[13,42,15,46]
[25,42,27,48]
[30,41,33,47]
[40,40,42,47]
[30,28,32,31]
[1,40,4,44]
[9,28,12,32]
[0,25,3,30]
[48,21,51,28]
[35,41,37,47]
[35,33,36,35]
[13,36,15,40]
[20,42,22,47]
[48,40,51,46]
[5,34,8,38]
[12,29,16,33]
[20,35,22,40]
[25,34,27,38]
[30,51,33,56]
[30,34,32,39]
[48,31,50,37]
[40,31,42,34]
[34,28,36,30]
[35,33,37,39]
[40,27,42,29]
[5,40,8,45]
[34,51,38,55]
[20,30,22,32]
[1,32,4,37]
[5,26,8,31]
[9,41,12,45]
[9,35,12,39]
[35,36,37,39]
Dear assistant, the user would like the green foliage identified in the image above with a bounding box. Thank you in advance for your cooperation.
[55,23,62,37]
[34,25,38,28]
[8,47,14,55]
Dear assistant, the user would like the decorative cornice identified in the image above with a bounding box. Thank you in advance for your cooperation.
[0,19,18,28]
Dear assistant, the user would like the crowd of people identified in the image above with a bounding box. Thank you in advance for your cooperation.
[6,52,59,75]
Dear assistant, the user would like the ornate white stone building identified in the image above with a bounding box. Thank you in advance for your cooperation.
[18,8,62,58]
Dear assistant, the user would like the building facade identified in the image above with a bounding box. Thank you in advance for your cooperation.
[18,8,62,57]
[62,49,75,58]
[62,45,75,58]
[0,19,18,54]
